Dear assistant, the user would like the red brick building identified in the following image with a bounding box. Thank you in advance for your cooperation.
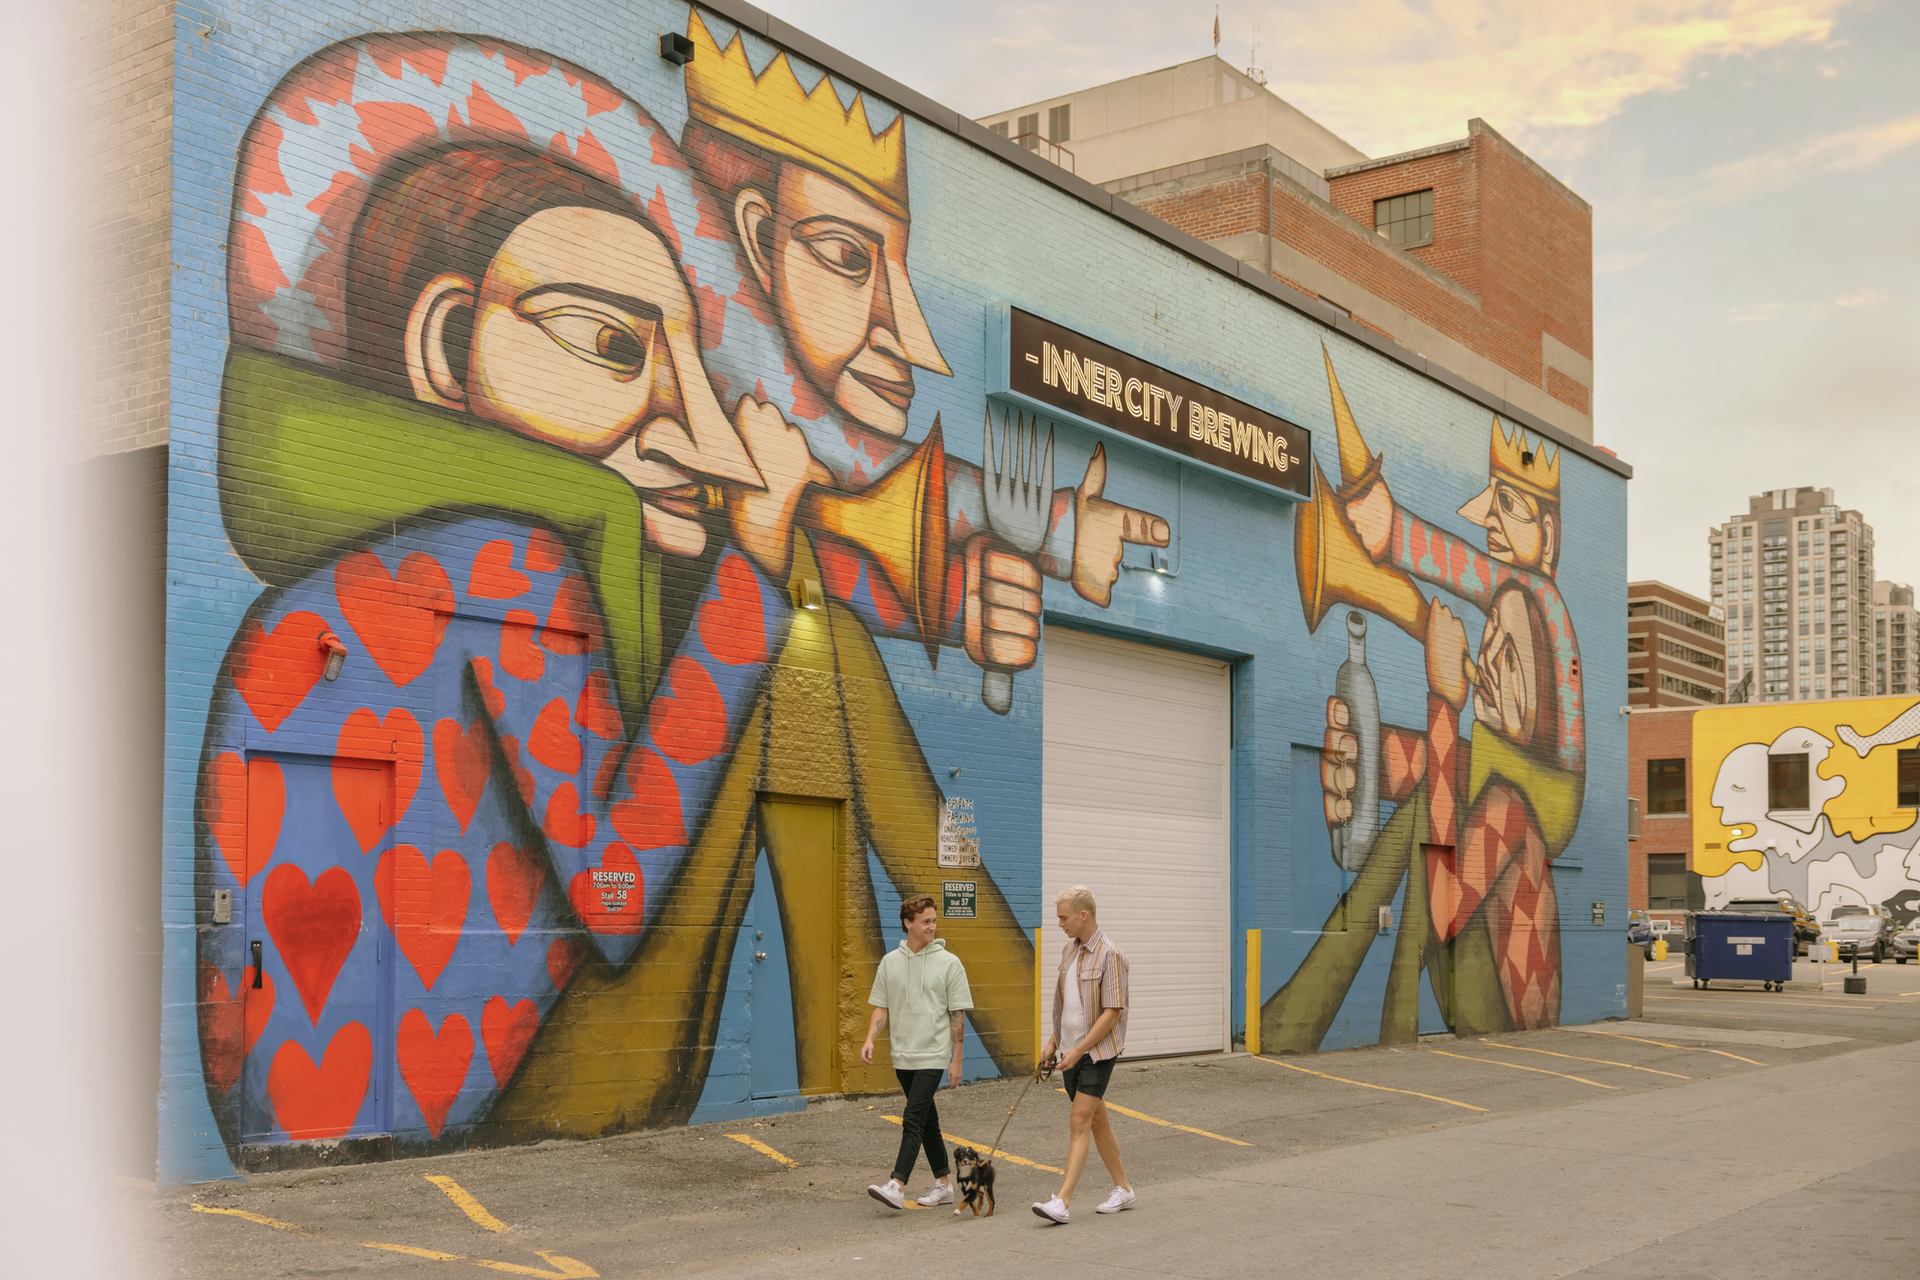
[981,61,1593,446]
[1626,707,1701,921]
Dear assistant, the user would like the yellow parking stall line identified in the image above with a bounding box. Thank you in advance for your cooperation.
[1567,1028,1766,1068]
[883,1116,1063,1173]
[1251,1054,1488,1113]
[1054,1089,1253,1146]
[1645,993,1880,1012]
[1484,1040,1691,1080]
[190,1204,304,1232]
[1427,1048,1613,1089]
[725,1132,799,1168]
[362,1241,599,1278]
[425,1175,512,1233]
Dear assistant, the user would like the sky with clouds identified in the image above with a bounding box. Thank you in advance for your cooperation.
[759,0,1918,599]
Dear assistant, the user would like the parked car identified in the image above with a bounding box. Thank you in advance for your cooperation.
[1627,910,1653,951]
[1821,911,1897,963]
[1890,919,1919,964]
[1724,896,1821,955]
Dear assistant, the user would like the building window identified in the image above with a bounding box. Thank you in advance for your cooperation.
[1646,759,1686,814]
[1900,748,1919,808]
[1374,188,1433,248]
[1647,854,1689,910]
[1768,753,1810,810]
[1016,112,1039,148]
[1047,103,1071,143]
[989,120,1009,139]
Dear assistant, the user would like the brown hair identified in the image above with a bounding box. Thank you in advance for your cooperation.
[680,121,780,264]
[344,142,638,399]
[899,894,937,928]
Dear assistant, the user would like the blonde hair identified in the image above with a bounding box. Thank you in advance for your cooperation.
[1055,885,1096,916]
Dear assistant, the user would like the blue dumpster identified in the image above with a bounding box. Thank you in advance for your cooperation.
[1685,912,1794,990]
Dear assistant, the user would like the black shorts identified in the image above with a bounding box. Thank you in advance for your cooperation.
[1062,1055,1117,1100]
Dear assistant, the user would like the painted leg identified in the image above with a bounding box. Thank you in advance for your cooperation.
[827,603,1035,1074]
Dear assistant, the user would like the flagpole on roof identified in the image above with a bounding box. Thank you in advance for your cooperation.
[1213,6,1221,52]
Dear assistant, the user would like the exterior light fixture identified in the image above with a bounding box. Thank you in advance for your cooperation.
[790,576,824,611]
[1151,549,1170,575]
[659,32,695,65]
[318,630,349,681]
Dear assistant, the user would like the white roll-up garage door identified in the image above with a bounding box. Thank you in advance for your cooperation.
[1042,628,1231,1058]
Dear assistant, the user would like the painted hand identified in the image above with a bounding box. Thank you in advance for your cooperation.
[1341,469,1393,562]
[727,396,833,576]
[964,537,1042,673]
[1321,695,1357,828]
[1426,602,1471,708]
[1071,445,1171,606]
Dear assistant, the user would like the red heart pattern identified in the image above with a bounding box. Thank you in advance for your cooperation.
[467,539,532,601]
[334,707,424,852]
[481,996,540,1086]
[397,1009,472,1138]
[610,748,685,852]
[376,845,469,990]
[486,842,542,945]
[232,610,331,732]
[542,783,597,849]
[500,611,546,682]
[646,656,726,766]
[541,576,600,655]
[262,863,362,1024]
[470,656,506,719]
[433,717,490,833]
[198,964,246,1095]
[334,550,454,687]
[203,753,283,886]
[528,698,582,773]
[546,936,586,990]
[574,668,624,740]
[697,553,767,666]
[268,1021,372,1140]
[567,842,644,937]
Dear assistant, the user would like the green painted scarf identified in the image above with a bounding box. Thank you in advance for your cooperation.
[216,347,663,724]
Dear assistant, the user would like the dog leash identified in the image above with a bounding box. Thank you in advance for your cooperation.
[984,1053,1056,1162]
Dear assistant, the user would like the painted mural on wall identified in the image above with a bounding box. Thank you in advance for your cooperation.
[1693,699,1920,927]
[194,17,1172,1155]
[1261,356,1585,1050]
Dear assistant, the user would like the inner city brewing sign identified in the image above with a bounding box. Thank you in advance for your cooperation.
[1004,308,1311,499]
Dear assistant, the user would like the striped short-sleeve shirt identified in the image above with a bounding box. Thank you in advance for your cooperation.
[1052,929,1129,1063]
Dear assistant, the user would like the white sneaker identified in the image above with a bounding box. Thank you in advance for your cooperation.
[867,1178,905,1210]
[915,1182,955,1207]
[1031,1195,1069,1224]
[1095,1186,1136,1214]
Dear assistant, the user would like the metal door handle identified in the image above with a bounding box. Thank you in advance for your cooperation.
[250,940,263,987]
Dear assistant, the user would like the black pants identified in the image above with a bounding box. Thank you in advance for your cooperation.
[891,1068,950,1183]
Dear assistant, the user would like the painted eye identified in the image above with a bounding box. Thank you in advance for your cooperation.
[798,232,874,282]
[526,306,654,377]
[1496,486,1536,523]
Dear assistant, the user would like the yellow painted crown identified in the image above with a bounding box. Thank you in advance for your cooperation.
[1489,419,1559,504]
[685,11,909,219]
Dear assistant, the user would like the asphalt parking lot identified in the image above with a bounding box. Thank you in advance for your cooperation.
[140,957,1920,1279]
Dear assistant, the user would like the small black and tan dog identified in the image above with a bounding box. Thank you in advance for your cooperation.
[951,1144,995,1217]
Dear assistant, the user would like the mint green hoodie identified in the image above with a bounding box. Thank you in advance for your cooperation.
[868,939,973,1070]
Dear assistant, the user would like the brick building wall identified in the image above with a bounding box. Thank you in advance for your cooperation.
[1626,708,1696,915]
[154,0,1630,1180]
[1128,119,1593,443]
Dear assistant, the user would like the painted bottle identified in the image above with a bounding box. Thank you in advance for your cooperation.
[1331,610,1380,872]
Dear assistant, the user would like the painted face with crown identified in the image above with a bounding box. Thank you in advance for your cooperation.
[681,14,950,438]
[1457,425,1560,575]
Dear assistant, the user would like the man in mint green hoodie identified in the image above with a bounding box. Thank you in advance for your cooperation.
[863,894,974,1209]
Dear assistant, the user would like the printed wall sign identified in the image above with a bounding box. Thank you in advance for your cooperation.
[1001,308,1311,500]
[942,881,978,919]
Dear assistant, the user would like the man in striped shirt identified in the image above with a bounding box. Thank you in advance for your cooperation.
[1033,885,1136,1223]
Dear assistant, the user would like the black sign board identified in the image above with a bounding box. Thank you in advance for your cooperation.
[941,881,977,919]
[1002,308,1311,500]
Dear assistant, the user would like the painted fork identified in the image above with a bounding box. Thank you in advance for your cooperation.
[979,408,1053,715]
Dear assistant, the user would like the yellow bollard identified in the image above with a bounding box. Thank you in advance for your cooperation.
[1245,929,1262,1056]
[1652,937,1668,962]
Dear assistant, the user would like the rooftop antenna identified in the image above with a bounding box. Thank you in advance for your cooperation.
[1247,26,1267,85]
